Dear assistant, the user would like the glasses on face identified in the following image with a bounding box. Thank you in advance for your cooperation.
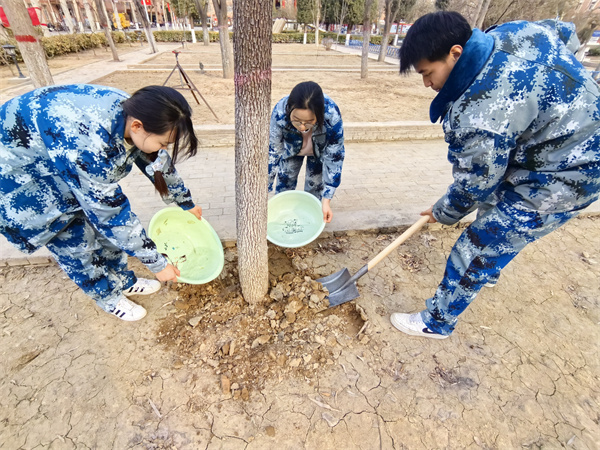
[291,120,317,131]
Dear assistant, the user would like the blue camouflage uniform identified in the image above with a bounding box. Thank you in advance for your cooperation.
[0,84,196,312]
[268,94,345,200]
[422,20,600,335]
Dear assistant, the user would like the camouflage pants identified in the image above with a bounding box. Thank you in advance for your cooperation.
[275,155,324,200]
[422,202,579,335]
[46,212,136,312]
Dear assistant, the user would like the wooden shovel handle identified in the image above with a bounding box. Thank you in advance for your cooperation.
[367,215,430,271]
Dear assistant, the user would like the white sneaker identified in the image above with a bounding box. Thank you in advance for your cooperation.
[123,278,161,296]
[109,297,147,321]
[390,312,449,339]
[484,282,496,288]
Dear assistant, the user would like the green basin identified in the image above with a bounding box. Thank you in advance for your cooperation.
[267,191,325,248]
[148,207,224,284]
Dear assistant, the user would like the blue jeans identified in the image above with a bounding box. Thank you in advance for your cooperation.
[46,213,136,312]
[422,202,579,335]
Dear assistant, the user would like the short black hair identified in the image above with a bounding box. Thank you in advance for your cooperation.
[286,81,325,129]
[399,11,472,73]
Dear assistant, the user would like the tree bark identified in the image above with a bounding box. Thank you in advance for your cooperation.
[212,0,234,79]
[314,0,320,47]
[194,0,210,45]
[233,0,271,305]
[95,0,120,61]
[378,0,399,62]
[361,0,373,79]
[476,0,491,29]
[58,0,75,33]
[3,0,54,87]
[134,0,158,53]
[83,0,97,31]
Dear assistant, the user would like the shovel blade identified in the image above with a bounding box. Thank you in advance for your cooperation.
[326,282,360,307]
[316,268,352,294]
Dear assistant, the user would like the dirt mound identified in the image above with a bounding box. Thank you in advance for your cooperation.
[156,245,366,399]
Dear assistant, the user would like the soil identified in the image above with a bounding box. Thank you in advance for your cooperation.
[1,216,598,449]
[93,43,436,124]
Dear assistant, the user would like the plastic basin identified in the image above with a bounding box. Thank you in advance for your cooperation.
[267,190,325,248]
[148,207,224,284]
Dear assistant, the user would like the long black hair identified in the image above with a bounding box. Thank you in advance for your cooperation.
[285,81,325,129]
[122,86,198,196]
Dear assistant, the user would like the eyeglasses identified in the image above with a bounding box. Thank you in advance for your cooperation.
[291,120,317,130]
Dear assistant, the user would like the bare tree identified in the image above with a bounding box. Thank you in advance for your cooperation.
[233,0,271,304]
[212,0,234,78]
[335,0,349,45]
[193,0,210,45]
[95,0,121,60]
[311,0,320,47]
[361,0,374,79]
[3,0,54,87]
[133,0,158,53]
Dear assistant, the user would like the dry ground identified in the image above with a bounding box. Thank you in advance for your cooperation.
[1,216,598,449]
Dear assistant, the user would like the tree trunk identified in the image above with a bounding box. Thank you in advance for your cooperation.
[59,0,75,33]
[361,0,373,79]
[194,0,210,45]
[95,0,120,61]
[314,0,319,47]
[29,0,50,36]
[83,0,97,31]
[233,0,271,305]
[3,0,54,87]
[378,0,392,62]
[134,0,158,53]
[476,0,491,29]
[71,0,85,32]
[212,0,234,79]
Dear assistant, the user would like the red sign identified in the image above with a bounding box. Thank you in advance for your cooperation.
[0,7,8,26]
[143,0,152,5]
[0,6,44,26]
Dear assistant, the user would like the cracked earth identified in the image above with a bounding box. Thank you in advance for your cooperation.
[1,216,598,449]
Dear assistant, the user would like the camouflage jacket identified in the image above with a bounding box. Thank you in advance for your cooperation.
[269,94,345,199]
[430,20,600,225]
[0,84,195,273]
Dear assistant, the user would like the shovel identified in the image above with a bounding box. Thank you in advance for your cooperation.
[317,215,430,307]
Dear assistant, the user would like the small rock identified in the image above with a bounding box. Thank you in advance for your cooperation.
[314,335,326,345]
[277,355,287,366]
[285,300,303,315]
[251,335,271,348]
[270,320,278,329]
[303,354,312,364]
[241,387,250,401]
[231,382,239,390]
[269,285,285,301]
[310,294,320,303]
[360,335,370,345]
[266,309,277,319]
[221,342,230,355]
[326,336,338,347]
[188,316,202,327]
[229,341,236,356]
[288,358,301,368]
[265,425,276,437]
[286,312,296,324]
[221,375,231,395]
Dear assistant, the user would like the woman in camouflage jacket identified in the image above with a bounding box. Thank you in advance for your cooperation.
[0,84,203,321]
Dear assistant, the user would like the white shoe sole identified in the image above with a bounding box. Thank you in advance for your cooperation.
[390,313,448,340]
[123,280,161,297]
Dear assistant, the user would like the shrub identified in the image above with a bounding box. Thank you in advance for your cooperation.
[587,46,600,57]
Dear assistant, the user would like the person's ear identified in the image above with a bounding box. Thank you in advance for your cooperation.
[130,119,145,134]
[449,45,463,62]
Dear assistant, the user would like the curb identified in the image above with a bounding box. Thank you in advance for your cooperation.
[195,121,444,147]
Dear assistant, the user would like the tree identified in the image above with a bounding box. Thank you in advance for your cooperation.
[95,0,121,60]
[2,0,53,88]
[133,0,158,53]
[233,0,272,305]
[378,0,415,62]
[193,0,210,45]
[212,0,234,78]
[361,0,374,78]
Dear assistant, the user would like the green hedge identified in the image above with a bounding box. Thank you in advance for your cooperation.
[587,46,600,57]
[1,29,388,65]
